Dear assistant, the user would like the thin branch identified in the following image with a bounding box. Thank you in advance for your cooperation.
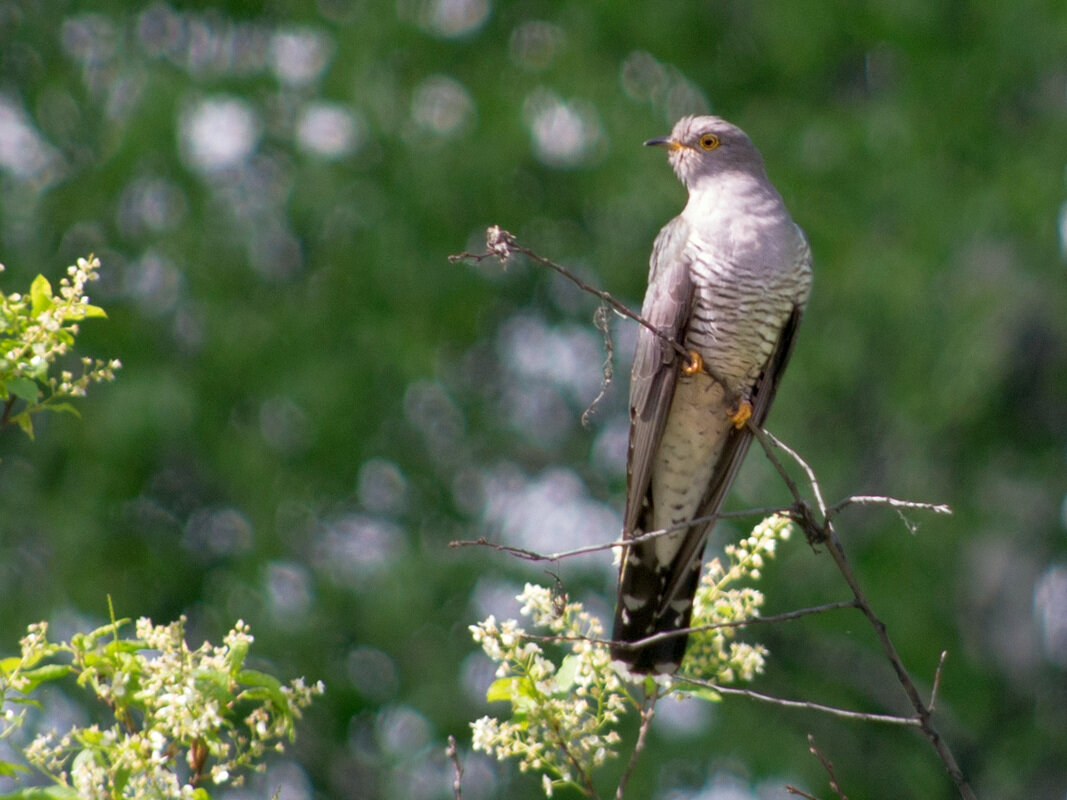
[785,786,823,800]
[750,429,978,800]
[827,495,953,518]
[806,734,849,800]
[747,424,809,514]
[929,651,948,713]
[553,721,602,800]
[608,600,859,650]
[448,504,791,563]
[445,735,463,800]
[675,675,921,727]
[0,395,17,431]
[615,690,658,800]
[522,600,858,651]
[450,227,737,396]
[771,431,827,516]
[827,494,953,536]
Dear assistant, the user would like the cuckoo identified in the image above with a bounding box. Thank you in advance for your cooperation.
[611,115,813,674]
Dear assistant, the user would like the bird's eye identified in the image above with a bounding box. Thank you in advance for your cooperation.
[698,133,720,151]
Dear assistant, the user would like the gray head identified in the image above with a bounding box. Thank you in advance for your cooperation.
[645,115,767,190]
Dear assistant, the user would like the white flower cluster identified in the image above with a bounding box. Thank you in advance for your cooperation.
[469,583,630,797]
[680,514,795,683]
[0,255,120,430]
[3,616,323,799]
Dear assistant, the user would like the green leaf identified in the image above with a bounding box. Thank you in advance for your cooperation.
[486,676,517,703]
[102,640,142,657]
[0,761,28,777]
[3,378,38,403]
[65,304,107,320]
[0,656,25,675]
[29,275,53,317]
[681,684,722,703]
[553,654,579,694]
[43,402,81,418]
[194,667,234,708]
[5,697,42,709]
[113,766,130,795]
[74,727,105,747]
[13,412,34,440]
[236,669,288,710]
[227,638,249,673]
[86,618,130,643]
[15,664,71,692]
[0,786,80,800]
[191,788,212,800]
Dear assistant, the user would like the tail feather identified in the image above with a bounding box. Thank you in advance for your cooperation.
[610,535,706,674]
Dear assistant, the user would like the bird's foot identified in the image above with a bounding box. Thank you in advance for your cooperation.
[681,350,704,376]
[728,397,753,429]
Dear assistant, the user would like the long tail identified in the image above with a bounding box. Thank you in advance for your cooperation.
[610,532,707,674]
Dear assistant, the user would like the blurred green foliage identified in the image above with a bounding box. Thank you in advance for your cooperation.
[0,1,1065,798]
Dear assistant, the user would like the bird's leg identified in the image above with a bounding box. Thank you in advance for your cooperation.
[681,350,704,376]
[728,395,753,429]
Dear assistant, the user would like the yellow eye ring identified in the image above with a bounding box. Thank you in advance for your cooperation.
[698,133,720,151]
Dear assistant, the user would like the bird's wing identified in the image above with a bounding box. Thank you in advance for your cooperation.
[656,299,806,612]
[624,216,695,536]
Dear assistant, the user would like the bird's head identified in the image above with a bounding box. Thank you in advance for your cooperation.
[645,115,766,189]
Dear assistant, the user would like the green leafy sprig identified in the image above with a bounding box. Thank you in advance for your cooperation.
[0,255,120,438]
[0,614,324,800]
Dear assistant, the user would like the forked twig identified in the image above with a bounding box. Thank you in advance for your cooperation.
[796,734,849,800]
[749,424,974,800]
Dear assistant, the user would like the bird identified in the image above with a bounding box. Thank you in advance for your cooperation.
[611,115,813,674]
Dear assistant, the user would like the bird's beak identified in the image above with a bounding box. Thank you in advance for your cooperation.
[644,136,684,151]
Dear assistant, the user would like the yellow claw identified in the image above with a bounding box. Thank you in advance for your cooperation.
[681,350,704,376]
[729,399,753,430]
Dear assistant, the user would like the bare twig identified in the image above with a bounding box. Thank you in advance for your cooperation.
[607,600,858,650]
[763,428,829,517]
[749,428,977,800]
[827,495,953,518]
[445,735,463,800]
[785,786,823,800]
[521,600,858,651]
[0,395,17,431]
[615,690,659,800]
[676,675,922,726]
[449,504,792,563]
[451,227,737,396]
[827,494,953,536]
[806,734,849,800]
[929,650,948,713]
[748,424,811,516]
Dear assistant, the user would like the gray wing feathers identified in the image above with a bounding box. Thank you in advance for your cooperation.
[624,217,694,535]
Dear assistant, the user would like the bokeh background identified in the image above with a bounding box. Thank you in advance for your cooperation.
[1,1,1066,798]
